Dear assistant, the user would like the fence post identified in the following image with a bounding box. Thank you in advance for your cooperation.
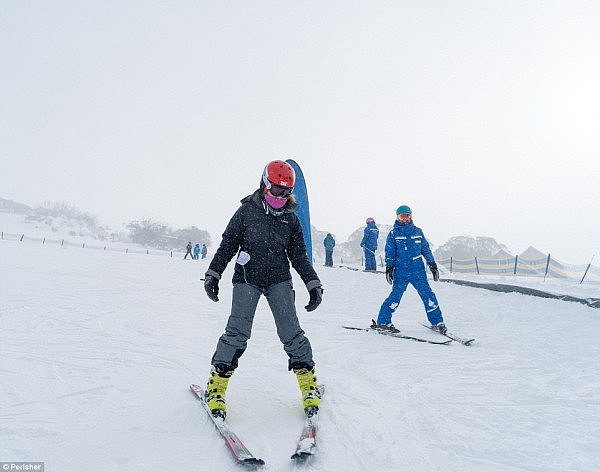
[580,255,595,284]
[514,255,518,275]
[171,251,173,257]
[104,246,106,251]
[82,243,85,249]
[43,238,45,244]
[475,257,480,275]
[1,231,3,240]
[543,254,551,281]
[126,248,128,254]
[61,239,64,246]
[20,234,24,241]
[146,249,149,255]
[450,257,453,274]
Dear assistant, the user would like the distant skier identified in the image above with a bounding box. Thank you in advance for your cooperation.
[360,217,379,271]
[323,233,335,267]
[202,160,324,419]
[201,244,207,259]
[193,243,200,260]
[184,241,193,259]
[372,205,445,334]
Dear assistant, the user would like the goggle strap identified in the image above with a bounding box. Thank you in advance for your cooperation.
[262,171,272,189]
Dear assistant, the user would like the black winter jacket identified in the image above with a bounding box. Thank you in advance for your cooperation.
[206,190,321,290]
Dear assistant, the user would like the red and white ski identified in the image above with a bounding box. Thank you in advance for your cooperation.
[291,385,325,461]
[189,384,265,468]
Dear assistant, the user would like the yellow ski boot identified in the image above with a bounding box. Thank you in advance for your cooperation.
[205,366,233,419]
[293,366,321,417]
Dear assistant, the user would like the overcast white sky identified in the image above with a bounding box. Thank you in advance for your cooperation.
[1,1,599,262]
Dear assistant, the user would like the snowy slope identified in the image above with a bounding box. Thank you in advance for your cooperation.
[1,240,599,472]
[0,211,108,243]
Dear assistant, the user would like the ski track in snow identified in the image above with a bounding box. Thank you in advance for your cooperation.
[1,240,599,471]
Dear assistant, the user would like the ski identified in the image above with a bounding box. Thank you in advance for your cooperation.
[291,385,325,461]
[338,265,360,271]
[342,326,451,345]
[189,384,265,468]
[420,323,475,346]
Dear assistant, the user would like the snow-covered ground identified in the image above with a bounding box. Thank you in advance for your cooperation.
[1,240,599,471]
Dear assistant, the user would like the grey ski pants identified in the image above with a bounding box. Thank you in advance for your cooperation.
[211,281,314,370]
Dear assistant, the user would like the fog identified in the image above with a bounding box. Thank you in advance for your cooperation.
[1,1,599,262]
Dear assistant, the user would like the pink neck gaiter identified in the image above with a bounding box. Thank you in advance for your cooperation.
[264,192,287,209]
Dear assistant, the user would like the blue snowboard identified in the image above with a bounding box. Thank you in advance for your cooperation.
[286,159,313,264]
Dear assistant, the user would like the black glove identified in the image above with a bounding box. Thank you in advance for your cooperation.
[385,266,394,285]
[429,263,439,282]
[305,286,323,312]
[204,274,220,302]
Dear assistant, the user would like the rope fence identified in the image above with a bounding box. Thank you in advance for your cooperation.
[436,255,600,284]
[0,231,187,258]
[3,230,598,284]
[314,250,599,284]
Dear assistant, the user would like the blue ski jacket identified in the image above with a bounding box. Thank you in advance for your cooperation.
[360,221,379,251]
[385,221,436,276]
[323,234,335,251]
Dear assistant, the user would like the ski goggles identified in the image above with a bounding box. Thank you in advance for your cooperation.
[397,213,412,221]
[268,184,293,198]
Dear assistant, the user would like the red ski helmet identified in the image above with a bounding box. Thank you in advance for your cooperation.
[366,217,374,224]
[262,160,295,190]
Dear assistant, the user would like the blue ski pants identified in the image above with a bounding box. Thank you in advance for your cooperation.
[325,250,334,267]
[364,248,377,271]
[377,273,443,326]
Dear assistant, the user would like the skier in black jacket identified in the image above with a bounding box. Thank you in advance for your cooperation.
[184,241,193,259]
[203,160,323,419]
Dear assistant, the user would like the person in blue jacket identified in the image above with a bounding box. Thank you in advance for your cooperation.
[193,243,201,260]
[373,205,446,334]
[323,233,335,267]
[360,217,379,271]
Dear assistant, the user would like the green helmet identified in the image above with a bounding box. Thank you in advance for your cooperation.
[396,205,412,215]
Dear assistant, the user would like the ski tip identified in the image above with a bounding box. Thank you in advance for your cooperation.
[342,325,366,331]
[241,457,265,468]
[291,451,314,461]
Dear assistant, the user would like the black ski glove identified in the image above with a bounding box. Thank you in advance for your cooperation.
[429,263,439,282]
[204,274,220,302]
[385,266,394,285]
[305,286,323,312]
